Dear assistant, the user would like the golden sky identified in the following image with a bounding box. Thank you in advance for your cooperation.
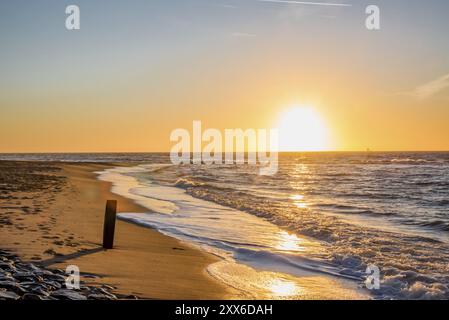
[1,1,448,152]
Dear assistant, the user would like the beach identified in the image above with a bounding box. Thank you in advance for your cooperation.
[0,161,367,300]
[0,161,234,299]
[0,159,369,300]
[2,153,447,300]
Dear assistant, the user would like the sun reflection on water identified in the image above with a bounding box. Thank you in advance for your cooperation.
[268,279,301,298]
[276,231,305,252]
[290,194,307,208]
[207,259,369,300]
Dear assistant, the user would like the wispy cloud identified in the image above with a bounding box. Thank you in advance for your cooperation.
[406,73,449,99]
[215,4,238,9]
[231,32,257,37]
[256,0,352,7]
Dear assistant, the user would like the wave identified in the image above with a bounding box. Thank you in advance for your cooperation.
[419,220,449,232]
[98,165,374,299]
[174,178,204,189]
[390,158,433,164]
[96,155,449,300]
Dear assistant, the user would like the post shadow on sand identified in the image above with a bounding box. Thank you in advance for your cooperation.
[38,247,105,267]
[39,200,119,268]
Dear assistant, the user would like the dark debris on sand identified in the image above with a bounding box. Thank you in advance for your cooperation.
[0,161,66,232]
[0,161,65,194]
[0,161,140,300]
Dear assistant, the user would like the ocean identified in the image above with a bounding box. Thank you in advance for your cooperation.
[2,152,449,299]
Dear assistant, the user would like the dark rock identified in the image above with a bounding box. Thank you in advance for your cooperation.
[17,281,39,288]
[14,271,40,279]
[51,289,87,300]
[44,274,66,282]
[96,287,116,297]
[88,293,116,300]
[22,293,46,300]
[0,261,14,269]
[0,252,134,300]
[43,280,63,290]
[79,285,91,291]
[40,295,58,300]
[28,264,50,275]
[0,280,19,290]
[0,274,14,281]
[52,269,66,275]
[0,280,27,294]
[101,284,116,290]
[0,290,20,300]
[30,286,50,296]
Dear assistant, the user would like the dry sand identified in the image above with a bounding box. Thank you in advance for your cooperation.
[0,161,235,299]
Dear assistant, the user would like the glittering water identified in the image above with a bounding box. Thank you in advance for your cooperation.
[141,152,449,299]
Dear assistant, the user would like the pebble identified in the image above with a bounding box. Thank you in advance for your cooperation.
[44,274,66,282]
[0,250,130,300]
[51,289,87,300]
[88,293,114,300]
[22,293,45,300]
[43,280,63,290]
[0,280,19,291]
[0,290,20,300]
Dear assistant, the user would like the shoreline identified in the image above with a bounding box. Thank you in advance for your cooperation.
[1,160,369,300]
[0,161,235,299]
[97,163,369,300]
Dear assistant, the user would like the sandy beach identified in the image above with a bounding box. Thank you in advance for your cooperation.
[0,159,373,301]
[0,161,234,299]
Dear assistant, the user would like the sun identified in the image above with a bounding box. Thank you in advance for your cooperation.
[276,106,330,152]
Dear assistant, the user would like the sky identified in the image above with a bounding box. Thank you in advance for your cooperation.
[0,0,448,152]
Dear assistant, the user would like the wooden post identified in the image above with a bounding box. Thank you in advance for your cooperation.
[103,200,117,249]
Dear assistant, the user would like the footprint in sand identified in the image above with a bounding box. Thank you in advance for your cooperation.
[44,249,63,257]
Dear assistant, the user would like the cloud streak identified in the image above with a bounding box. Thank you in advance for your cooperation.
[256,0,352,7]
[231,32,257,37]
[412,73,449,99]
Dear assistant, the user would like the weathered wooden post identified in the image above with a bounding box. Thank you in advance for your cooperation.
[103,200,117,249]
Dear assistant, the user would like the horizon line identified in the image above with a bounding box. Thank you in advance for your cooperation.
[1,150,449,154]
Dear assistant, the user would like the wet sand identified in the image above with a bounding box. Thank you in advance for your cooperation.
[0,161,235,299]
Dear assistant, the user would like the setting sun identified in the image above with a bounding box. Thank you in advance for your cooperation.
[276,106,330,152]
